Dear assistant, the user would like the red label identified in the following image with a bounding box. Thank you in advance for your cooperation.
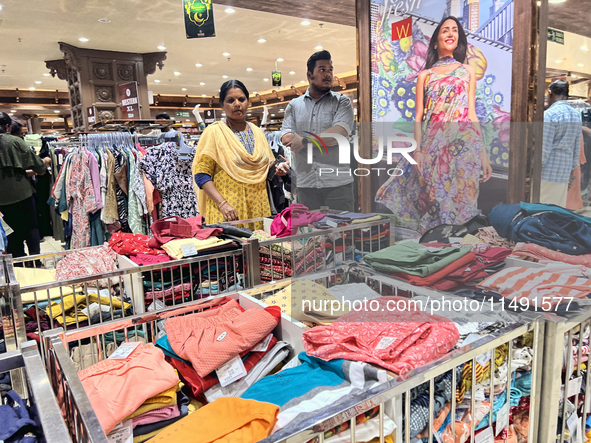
[392,17,412,41]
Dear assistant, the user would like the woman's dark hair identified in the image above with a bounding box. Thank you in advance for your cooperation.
[549,79,569,98]
[0,112,11,133]
[219,80,249,104]
[155,112,171,120]
[425,16,468,69]
[307,50,332,74]
[10,120,23,136]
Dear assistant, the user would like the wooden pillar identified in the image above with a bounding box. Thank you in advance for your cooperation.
[356,0,372,212]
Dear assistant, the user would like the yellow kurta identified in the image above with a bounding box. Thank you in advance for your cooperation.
[195,155,269,231]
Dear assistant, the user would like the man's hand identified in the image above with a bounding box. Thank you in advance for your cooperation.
[26,170,36,177]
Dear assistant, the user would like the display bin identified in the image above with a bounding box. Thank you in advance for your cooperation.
[537,307,591,443]
[11,246,246,359]
[42,292,307,443]
[242,216,395,287]
[1,254,26,353]
[0,340,72,442]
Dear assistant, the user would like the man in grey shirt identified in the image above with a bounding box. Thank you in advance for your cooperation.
[281,50,355,211]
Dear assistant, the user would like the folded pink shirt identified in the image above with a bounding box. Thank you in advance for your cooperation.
[132,405,180,429]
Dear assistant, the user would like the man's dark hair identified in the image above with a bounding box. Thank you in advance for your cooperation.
[307,50,332,74]
[155,112,171,120]
[549,79,569,98]
[0,112,11,133]
[10,120,23,136]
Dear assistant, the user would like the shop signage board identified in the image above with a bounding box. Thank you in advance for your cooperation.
[87,106,96,125]
[176,111,191,118]
[118,82,140,119]
[272,71,282,87]
[548,28,565,45]
[204,109,216,125]
[183,0,216,39]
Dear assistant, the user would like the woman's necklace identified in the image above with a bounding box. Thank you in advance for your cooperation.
[226,119,247,132]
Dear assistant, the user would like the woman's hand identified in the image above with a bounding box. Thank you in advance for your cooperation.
[275,162,289,176]
[413,152,424,175]
[219,202,239,222]
[26,169,36,178]
[481,155,492,183]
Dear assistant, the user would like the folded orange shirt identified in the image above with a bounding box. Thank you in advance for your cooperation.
[79,344,178,434]
[146,397,279,442]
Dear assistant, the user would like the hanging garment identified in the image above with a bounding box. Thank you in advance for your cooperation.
[139,142,198,219]
[67,149,99,249]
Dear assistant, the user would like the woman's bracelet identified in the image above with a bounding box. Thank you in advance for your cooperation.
[217,200,227,209]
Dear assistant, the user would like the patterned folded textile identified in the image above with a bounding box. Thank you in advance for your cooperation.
[55,244,118,288]
[109,232,168,256]
[145,283,193,301]
[512,242,591,266]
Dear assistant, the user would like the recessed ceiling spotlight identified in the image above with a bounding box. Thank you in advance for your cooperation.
[253,91,258,94]
[222,52,230,57]
[202,94,206,97]
[579,63,585,67]
[555,60,563,63]
[0,5,3,10]
[54,110,60,113]
[315,45,323,50]
[98,18,111,23]
[79,37,89,42]
[222,75,228,78]
[289,71,295,75]
[174,71,181,75]
[263,78,269,81]
[276,58,284,62]
[29,87,35,90]
[548,0,567,3]
[199,82,205,85]
[246,67,253,71]
[158,45,166,50]
[279,109,284,112]
[222,113,226,116]
[300,80,306,83]
[225,7,235,13]
[301,20,311,25]
[10,110,16,113]
[43,73,51,77]
[154,79,161,83]
[182,88,187,91]
[257,38,266,43]
[247,113,252,116]
[271,114,275,117]
[35,81,41,84]
[195,63,202,67]
[582,45,589,51]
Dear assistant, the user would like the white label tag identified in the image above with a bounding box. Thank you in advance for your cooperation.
[476,351,492,367]
[108,342,141,360]
[252,334,273,352]
[475,426,494,443]
[495,405,509,436]
[475,390,486,401]
[567,413,581,443]
[326,219,339,228]
[107,419,133,443]
[568,377,583,398]
[181,243,198,257]
[375,337,396,350]
[216,355,247,387]
[216,332,227,341]
[449,237,463,244]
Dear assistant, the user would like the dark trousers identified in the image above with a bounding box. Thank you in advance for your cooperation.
[297,182,356,212]
[0,196,41,259]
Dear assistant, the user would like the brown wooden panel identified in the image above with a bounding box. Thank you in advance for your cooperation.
[357,0,372,213]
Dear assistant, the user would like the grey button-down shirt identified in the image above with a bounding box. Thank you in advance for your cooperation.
[281,89,354,188]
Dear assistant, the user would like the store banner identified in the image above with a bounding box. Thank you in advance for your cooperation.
[183,0,216,39]
[87,106,96,126]
[370,0,514,229]
[272,71,282,87]
[204,109,216,125]
[118,82,140,119]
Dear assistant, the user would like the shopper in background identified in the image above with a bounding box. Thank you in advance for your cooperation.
[281,50,355,211]
[10,120,24,138]
[375,16,491,234]
[0,112,50,260]
[155,112,172,132]
[192,80,288,230]
[541,79,582,207]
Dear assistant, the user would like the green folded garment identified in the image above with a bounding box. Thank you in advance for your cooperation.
[363,242,472,277]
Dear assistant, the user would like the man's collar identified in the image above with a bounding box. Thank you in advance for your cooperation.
[304,88,333,100]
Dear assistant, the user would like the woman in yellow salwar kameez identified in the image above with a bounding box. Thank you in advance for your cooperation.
[192,80,288,230]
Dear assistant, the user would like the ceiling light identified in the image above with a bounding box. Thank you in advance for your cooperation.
[315,45,323,50]
[35,81,41,84]
[43,73,51,77]
[582,45,589,51]
[222,52,230,57]
[200,82,205,85]
[276,58,284,62]
[29,87,35,90]
[289,71,295,75]
[174,71,181,75]
[195,63,202,67]
[10,110,16,113]
[555,60,563,63]
[54,110,60,113]
[247,113,252,116]
[246,67,253,71]
[579,63,585,67]
[154,79,161,83]
[222,113,226,116]
[548,0,567,3]
[222,75,228,78]
[301,20,311,25]
[225,7,235,13]
[258,38,266,43]
[253,91,258,94]
[186,119,190,121]
[279,109,284,112]
[98,18,111,23]
[79,37,89,42]
[158,45,166,50]
[202,94,207,97]
[271,114,275,117]
[300,80,306,83]
[263,78,269,81]
[353,99,358,103]
[0,5,3,10]
[182,88,187,91]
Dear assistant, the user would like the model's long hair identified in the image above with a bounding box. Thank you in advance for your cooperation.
[424,16,468,69]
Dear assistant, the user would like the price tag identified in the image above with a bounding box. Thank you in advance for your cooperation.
[326,219,339,228]
[108,342,141,360]
[475,427,494,443]
[495,405,509,436]
[449,237,463,244]
[567,413,582,443]
[476,351,492,367]
[216,355,247,387]
[375,337,396,350]
[568,377,583,398]
[181,243,198,258]
[475,390,486,401]
[107,419,133,443]
[252,334,273,352]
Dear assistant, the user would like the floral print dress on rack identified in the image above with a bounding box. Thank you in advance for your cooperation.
[376,59,484,234]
